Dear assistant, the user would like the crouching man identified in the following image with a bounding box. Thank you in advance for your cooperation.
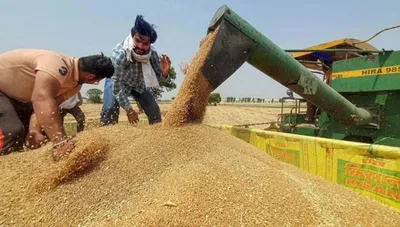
[0,49,114,160]
[59,92,86,133]
[100,15,171,126]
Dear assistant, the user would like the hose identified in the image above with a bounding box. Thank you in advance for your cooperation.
[353,25,400,45]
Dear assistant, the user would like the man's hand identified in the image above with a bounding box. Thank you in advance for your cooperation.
[25,131,47,150]
[160,54,171,78]
[126,108,139,124]
[52,138,76,162]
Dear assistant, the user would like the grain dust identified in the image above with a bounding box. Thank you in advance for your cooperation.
[163,29,217,126]
[34,137,110,191]
[0,124,399,226]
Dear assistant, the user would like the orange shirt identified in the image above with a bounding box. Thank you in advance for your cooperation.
[0,49,81,104]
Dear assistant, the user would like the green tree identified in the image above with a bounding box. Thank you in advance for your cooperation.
[150,66,177,100]
[86,88,103,104]
[209,93,222,106]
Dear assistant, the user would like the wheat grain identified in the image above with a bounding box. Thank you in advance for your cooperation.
[0,124,399,226]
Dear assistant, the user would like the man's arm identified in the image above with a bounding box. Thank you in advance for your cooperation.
[28,113,42,133]
[31,71,66,143]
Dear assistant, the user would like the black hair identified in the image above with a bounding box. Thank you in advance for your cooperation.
[78,52,115,79]
[131,15,158,44]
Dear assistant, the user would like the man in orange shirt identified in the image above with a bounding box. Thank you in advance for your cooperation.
[0,49,114,160]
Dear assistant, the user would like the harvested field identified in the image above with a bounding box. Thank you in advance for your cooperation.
[67,103,288,129]
[1,124,399,226]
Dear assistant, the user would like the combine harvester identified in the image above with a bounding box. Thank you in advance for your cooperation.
[202,5,400,210]
[63,4,400,212]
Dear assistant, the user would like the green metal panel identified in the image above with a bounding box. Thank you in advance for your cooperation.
[292,127,316,137]
[281,113,310,125]
[374,137,400,147]
[333,51,400,72]
[317,92,378,140]
[331,75,400,92]
[331,51,400,92]
[314,90,400,146]
[375,91,400,139]
[375,93,388,105]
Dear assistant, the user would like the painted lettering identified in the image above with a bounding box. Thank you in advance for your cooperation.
[373,185,386,196]
[387,190,400,201]
[386,177,400,189]
[269,147,295,164]
[362,158,385,167]
[362,70,369,75]
[337,65,400,79]
[343,162,400,202]
[274,139,287,148]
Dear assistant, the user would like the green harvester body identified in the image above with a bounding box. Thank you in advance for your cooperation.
[203,5,400,147]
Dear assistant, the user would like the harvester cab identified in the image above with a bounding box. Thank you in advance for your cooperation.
[201,5,400,147]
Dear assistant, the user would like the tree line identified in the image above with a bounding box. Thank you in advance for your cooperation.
[84,59,286,105]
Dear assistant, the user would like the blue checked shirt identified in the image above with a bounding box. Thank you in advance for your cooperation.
[111,42,165,111]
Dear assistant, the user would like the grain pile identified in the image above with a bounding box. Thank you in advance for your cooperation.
[0,124,399,226]
[162,29,217,126]
[2,24,400,227]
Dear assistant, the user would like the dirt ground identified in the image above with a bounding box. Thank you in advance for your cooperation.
[65,102,296,129]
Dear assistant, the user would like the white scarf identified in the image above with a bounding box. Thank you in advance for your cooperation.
[122,34,159,88]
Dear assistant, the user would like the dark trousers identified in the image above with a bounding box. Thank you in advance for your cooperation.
[132,89,162,124]
[0,92,33,154]
[61,106,85,133]
[100,78,162,126]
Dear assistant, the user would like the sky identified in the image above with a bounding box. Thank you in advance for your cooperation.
[1,0,400,100]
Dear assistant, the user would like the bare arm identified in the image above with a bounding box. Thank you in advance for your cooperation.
[31,71,66,143]
[28,113,42,133]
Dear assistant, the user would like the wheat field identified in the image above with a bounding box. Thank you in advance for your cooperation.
[64,102,297,130]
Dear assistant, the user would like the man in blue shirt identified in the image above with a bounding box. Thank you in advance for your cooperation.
[100,15,171,126]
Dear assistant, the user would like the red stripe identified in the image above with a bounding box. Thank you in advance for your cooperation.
[0,129,4,151]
